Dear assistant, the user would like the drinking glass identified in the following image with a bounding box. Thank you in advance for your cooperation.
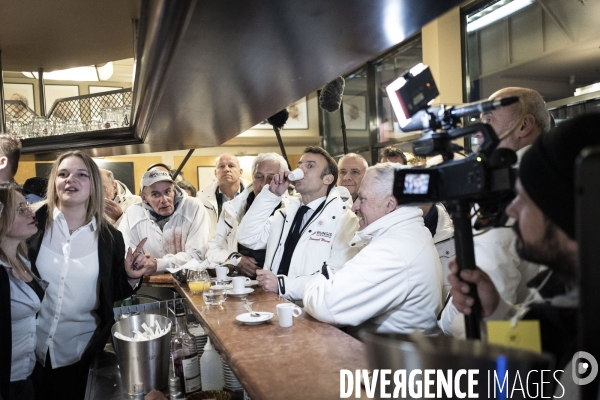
[202,281,227,306]
[54,120,66,135]
[32,117,48,137]
[9,121,22,138]
[187,270,210,295]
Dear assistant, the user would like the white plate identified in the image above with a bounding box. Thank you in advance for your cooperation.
[236,312,274,325]
[225,288,254,296]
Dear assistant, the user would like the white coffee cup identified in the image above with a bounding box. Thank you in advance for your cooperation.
[276,303,302,327]
[232,276,251,293]
[216,266,229,280]
[287,168,304,181]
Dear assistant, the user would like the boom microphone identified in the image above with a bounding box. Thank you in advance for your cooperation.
[267,109,289,129]
[319,77,345,112]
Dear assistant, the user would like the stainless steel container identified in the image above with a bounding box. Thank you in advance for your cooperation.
[111,314,172,395]
[359,330,555,400]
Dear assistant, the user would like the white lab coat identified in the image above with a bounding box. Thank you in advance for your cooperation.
[205,185,289,263]
[303,206,443,335]
[118,196,210,272]
[197,178,250,239]
[237,186,359,302]
[432,203,455,300]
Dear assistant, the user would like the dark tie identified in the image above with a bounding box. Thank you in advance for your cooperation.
[277,205,310,276]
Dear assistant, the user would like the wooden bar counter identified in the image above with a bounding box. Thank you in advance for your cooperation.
[175,280,369,400]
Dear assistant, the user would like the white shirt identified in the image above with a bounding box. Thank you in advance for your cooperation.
[35,208,100,368]
[270,195,326,272]
[4,259,41,381]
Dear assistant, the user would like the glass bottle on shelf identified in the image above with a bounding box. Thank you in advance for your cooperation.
[171,302,201,395]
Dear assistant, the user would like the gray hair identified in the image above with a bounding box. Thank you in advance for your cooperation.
[492,87,551,134]
[11,93,29,106]
[364,162,396,198]
[252,153,289,176]
[338,153,368,169]
[100,168,115,184]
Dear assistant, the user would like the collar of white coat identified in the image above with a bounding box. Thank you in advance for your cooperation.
[515,144,531,167]
[350,206,423,247]
[52,206,98,232]
[221,184,253,217]
[129,195,193,227]
[433,203,454,243]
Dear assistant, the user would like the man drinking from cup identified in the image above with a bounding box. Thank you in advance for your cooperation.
[237,146,359,303]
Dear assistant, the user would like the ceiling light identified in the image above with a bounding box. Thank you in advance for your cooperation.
[467,0,535,33]
[21,62,114,82]
[575,82,600,96]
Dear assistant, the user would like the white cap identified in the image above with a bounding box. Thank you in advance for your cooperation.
[140,170,173,191]
[204,336,214,350]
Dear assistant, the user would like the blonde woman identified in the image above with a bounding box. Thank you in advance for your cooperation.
[0,183,44,400]
[28,151,153,400]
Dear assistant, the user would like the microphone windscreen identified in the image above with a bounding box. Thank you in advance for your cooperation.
[267,109,289,129]
[319,77,345,113]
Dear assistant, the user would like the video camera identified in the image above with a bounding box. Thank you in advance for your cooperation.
[386,64,521,339]
[386,63,519,229]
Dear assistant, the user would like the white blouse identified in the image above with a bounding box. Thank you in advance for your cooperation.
[3,258,41,382]
[35,208,100,368]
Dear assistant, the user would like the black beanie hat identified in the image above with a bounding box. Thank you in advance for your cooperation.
[520,112,600,239]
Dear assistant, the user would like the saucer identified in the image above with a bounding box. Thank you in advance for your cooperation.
[225,288,254,297]
[236,312,273,325]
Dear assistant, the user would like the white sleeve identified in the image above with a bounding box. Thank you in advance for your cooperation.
[205,217,235,263]
[303,238,409,326]
[118,208,141,257]
[157,203,210,271]
[474,228,522,304]
[237,185,282,250]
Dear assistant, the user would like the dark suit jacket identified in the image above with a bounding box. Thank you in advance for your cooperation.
[27,205,136,367]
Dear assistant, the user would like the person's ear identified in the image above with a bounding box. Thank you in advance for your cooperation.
[239,168,243,176]
[386,195,398,213]
[0,156,7,171]
[322,174,334,186]
[517,114,536,138]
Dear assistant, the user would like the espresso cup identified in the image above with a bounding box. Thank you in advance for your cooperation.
[276,303,302,327]
[216,266,229,280]
[232,276,251,293]
[287,168,304,181]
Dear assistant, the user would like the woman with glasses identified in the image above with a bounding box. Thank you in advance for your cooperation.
[0,183,45,400]
[27,151,153,400]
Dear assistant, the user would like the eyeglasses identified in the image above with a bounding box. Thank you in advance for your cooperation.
[16,203,33,215]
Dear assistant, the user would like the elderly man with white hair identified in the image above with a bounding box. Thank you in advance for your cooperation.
[205,153,289,277]
[119,170,210,273]
[303,163,443,335]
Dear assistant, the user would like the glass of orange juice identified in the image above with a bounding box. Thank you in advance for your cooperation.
[188,270,210,295]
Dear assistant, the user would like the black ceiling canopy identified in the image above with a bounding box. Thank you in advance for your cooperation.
[24,0,465,157]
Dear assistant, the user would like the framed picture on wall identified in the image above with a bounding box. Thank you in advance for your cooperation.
[197,166,216,190]
[282,97,308,130]
[343,95,367,130]
[4,82,36,113]
[89,86,123,94]
[45,84,80,120]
